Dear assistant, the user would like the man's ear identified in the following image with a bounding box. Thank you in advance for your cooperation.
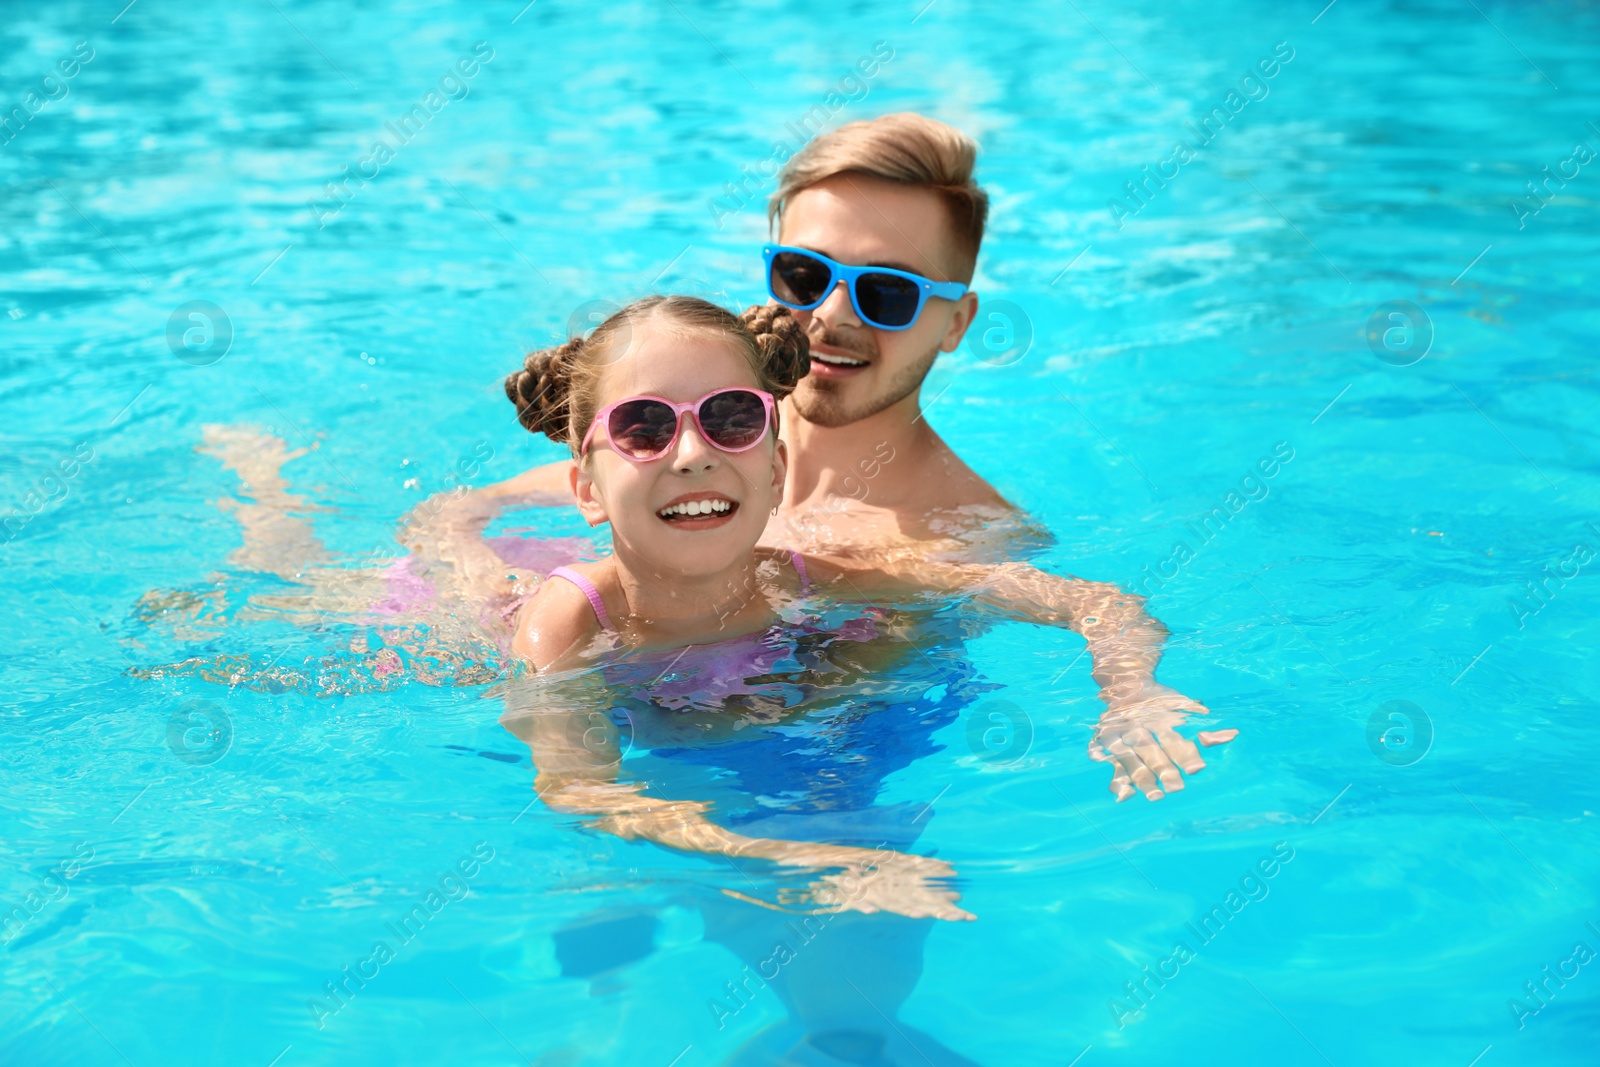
[571,460,609,528]
[939,291,980,353]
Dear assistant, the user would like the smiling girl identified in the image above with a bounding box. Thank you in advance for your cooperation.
[503,298,818,670]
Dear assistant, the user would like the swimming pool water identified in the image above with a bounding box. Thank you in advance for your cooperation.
[3,1,1599,1064]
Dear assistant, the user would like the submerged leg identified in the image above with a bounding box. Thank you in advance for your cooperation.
[133,426,329,637]
[707,905,981,1066]
[197,426,408,625]
[700,806,983,1066]
[198,424,330,581]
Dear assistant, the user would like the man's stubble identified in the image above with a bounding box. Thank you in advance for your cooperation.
[791,325,941,429]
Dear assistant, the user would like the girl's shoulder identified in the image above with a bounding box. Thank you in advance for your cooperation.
[511,572,606,672]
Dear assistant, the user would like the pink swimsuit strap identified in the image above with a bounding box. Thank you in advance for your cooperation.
[549,566,615,632]
[786,549,812,596]
[548,551,810,633]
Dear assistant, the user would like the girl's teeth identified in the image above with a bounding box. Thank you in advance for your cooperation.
[658,499,732,518]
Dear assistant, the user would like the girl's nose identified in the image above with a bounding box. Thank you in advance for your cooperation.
[671,419,720,474]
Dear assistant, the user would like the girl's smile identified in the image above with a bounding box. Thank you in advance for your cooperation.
[655,491,738,527]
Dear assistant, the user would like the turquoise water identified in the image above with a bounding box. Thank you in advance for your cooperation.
[4,0,1600,1063]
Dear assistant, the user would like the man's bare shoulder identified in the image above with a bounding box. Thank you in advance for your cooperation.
[903,429,1012,511]
[770,483,1050,565]
[766,424,1052,561]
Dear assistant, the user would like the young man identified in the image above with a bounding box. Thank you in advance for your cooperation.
[405,113,1232,805]
[750,113,1006,556]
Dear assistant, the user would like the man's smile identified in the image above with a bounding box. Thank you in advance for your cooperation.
[809,340,872,378]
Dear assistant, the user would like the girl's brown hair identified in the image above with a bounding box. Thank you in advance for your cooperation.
[504,297,810,454]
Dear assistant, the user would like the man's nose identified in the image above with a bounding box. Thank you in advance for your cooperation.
[811,277,859,327]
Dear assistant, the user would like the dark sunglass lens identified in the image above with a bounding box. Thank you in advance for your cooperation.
[699,391,767,449]
[855,272,921,327]
[771,252,831,307]
[609,399,678,457]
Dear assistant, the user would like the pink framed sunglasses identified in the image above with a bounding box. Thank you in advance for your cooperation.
[579,387,777,461]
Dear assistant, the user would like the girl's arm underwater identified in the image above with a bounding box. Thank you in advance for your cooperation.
[806,556,1239,803]
[499,584,974,922]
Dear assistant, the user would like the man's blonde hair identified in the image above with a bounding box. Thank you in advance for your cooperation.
[767,112,988,283]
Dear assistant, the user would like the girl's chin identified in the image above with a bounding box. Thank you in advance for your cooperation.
[614,519,762,571]
[654,509,739,533]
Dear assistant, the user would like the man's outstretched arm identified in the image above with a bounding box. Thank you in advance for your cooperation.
[819,558,1238,802]
[973,568,1238,802]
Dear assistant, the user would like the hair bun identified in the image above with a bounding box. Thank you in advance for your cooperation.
[739,304,810,398]
[505,338,584,442]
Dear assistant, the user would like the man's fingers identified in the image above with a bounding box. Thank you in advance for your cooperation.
[916,890,976,922]
[1126,732,1185,794]
[1157,728,1206,774]
[1109,739,1166,800]
[1107,749,1142,801]
[1093,719,1233,807]
[910,899,976,922]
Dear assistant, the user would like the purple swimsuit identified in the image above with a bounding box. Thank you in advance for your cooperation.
[545,551,883,711]
[547,549,812,632]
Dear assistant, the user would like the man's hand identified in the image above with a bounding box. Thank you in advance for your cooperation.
[1090,683,1238,802]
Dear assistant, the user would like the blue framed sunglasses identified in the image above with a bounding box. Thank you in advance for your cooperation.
[763,245,968,331]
